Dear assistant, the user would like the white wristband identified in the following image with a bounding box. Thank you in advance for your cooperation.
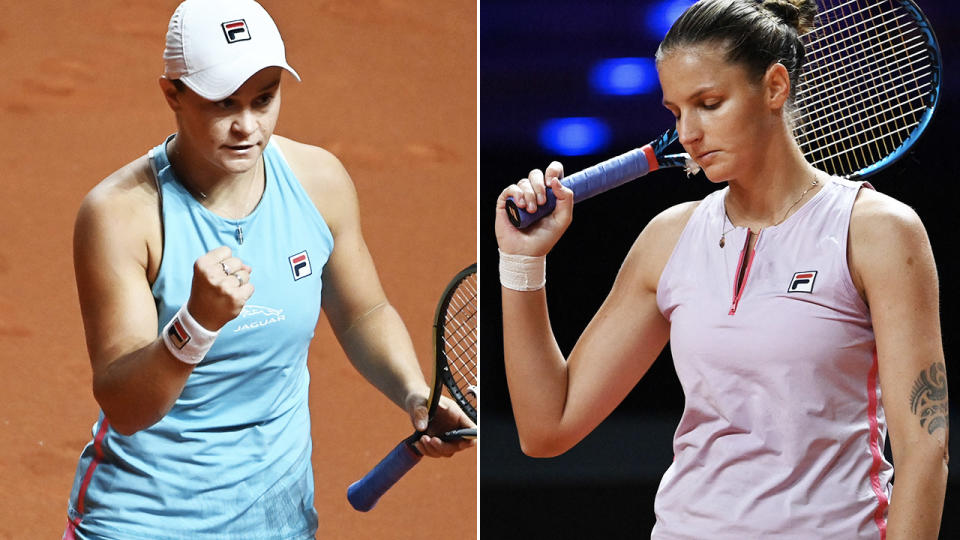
[499,249,546,291]
[161,305,219,365]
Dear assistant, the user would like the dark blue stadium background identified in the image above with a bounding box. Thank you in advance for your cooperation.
[480,1,960,538]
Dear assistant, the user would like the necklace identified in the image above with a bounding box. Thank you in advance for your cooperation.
[180,169,263,246]
[719,176,820,248]
[181,178,257,245]
[168,141,264,246]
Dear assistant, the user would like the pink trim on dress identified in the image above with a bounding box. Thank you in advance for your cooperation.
[866,350,889,539]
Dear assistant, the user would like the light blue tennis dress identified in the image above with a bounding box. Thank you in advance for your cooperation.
[64,135,334,539]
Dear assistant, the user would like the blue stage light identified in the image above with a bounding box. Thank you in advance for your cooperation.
[646,0,696,37]
[538,117,611,156]
[591,57,658,96]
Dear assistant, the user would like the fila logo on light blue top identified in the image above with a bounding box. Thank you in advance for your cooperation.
[221,19,251,43]
[788,271,818,293]
[289,251,312,281]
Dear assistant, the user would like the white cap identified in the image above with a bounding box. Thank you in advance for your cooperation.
[163,0,300,101]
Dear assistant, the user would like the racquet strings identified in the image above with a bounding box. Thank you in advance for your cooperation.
[794,0,936,176]
[440,271,478,420]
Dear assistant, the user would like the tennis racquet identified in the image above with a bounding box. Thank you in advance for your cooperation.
[507,0,941,228]
[347,264,478,512]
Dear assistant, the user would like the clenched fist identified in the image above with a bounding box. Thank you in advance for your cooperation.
[186,246,254,331]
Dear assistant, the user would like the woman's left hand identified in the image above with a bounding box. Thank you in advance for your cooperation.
[405,394,477,458]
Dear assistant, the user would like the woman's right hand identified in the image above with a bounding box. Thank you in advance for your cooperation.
[495,161,575,257]
[186,246,255,331]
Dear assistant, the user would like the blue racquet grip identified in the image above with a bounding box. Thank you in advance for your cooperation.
[505,146,656,229]
[347,440,422,512]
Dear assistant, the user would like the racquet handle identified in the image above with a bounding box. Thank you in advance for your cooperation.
[347,428,476,512]
[505,145,658,229]
[442,427,477,439]
[348,438,422,512]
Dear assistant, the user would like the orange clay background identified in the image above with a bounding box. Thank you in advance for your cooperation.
[0,1,476,538]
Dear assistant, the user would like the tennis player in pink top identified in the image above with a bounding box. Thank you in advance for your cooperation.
[495,0,947,538]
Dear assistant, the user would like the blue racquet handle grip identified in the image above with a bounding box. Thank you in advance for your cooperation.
[347,440,422,512]
[505,146,656,229]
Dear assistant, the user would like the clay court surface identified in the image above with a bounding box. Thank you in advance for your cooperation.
[0,1,476,538]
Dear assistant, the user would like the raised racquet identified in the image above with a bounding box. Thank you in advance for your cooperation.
[507,0,941,228]
[347,264,478,512]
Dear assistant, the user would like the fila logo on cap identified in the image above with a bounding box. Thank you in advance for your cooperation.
[221,19,251,44]
[788,271,818,293]
[167,317,192,349]
[289,251,312,281]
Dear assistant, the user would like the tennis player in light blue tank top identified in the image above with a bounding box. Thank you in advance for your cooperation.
[64,1,474,538]
[66,136,331,539]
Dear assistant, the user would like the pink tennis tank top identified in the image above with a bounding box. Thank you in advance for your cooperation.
[653,177,890,539]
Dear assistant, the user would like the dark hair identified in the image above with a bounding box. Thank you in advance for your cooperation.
[656,0,817,102]
[170,79,186,92]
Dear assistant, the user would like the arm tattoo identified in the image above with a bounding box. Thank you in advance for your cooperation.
[909,361,949,436]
